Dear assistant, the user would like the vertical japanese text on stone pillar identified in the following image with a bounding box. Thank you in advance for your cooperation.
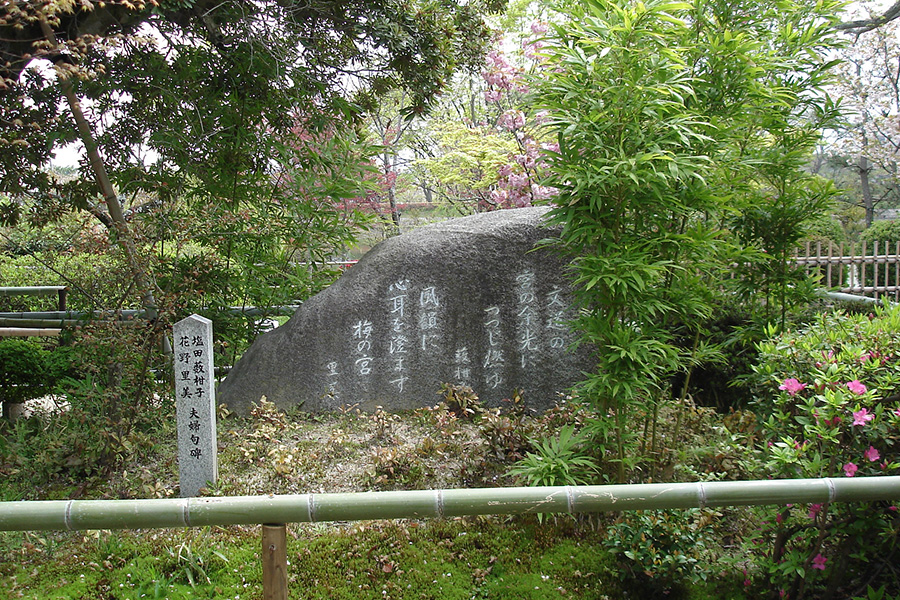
[175,315,218,497]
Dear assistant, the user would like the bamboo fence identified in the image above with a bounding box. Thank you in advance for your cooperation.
[795,241,900,301]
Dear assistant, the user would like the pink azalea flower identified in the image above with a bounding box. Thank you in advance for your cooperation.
[812,554,827,570]
[853,408,874,426]
[808,503,823,519]
[865,446,880,462]
[844,462,858,477]
[779,378,806,396]
[847,380,867,395]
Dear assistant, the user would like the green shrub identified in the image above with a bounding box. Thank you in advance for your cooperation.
[0,339,70,407]
[802,214,846,247]
[604,508,720,591]
[507,425,598,487]
[0,321,167,487]
[859,220,900,292]
[860,219,900,246]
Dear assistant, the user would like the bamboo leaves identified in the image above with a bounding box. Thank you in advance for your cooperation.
[532,0,844,482]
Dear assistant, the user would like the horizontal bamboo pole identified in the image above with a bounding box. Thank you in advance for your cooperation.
[1,477,898,532]
[0,327,61,337]
[817,291,883,304]
[0,306,301,323]
[0,286,67,297]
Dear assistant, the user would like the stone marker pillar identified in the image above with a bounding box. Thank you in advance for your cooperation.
[175,314,217,497]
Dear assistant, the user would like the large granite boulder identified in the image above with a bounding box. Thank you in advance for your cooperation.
[217,207,591,414]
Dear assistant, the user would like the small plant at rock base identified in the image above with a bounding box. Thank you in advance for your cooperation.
[439,383,483,420]
[507,425,598,487]
[479,389,534,461]
[367,446,422,489]
[267,444,297,478]
[249,395,288,431]
[370,405,400,440]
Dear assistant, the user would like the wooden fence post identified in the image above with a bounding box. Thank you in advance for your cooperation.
[262,523,288,600]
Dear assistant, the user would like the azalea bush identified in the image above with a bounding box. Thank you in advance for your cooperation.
[742,306,900,599]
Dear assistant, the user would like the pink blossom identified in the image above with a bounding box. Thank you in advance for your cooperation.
[894,408,900,417]
[812,554,827,570]
[530,21,549,35]
[865,446,880,462]
[852,408,874,426]
[779,378,806,396]
[484,89,503,103]
[498,109,526,131]
[847,380,867,395]
[523,40,546,60]
[844,462,858,477]
[859,351,880,363]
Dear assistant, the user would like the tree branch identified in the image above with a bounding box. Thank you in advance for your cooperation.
[837,1,900,35]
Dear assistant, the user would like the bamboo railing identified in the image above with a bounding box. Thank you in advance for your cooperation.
[2,477,899,531]
[2,477,898,598]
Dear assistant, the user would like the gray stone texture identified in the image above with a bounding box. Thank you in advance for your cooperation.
[217,207,590,414]
[175,314,218,497]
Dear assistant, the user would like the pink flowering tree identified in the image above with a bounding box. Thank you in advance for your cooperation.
[480,29,558,210]
[412,25,557,213]
[743,305,900,598]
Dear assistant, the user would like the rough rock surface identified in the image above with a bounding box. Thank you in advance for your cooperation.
[217,207,591,414]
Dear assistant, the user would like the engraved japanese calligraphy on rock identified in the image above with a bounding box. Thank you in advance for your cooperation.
[217,207,590,414]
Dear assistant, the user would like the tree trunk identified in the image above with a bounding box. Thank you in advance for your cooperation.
[859,153,875,228]
[384,150,400,234]
[40,19,171,354]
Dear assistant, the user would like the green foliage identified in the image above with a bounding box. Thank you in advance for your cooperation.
[534,0,845,483]
[861,219,900,245]
[0,322,167,489]
[802,214,846,247]
[604,508,720,590]
[534,0,735,481]
[0,340,70,406]
[413,119,519,207]
[854,219,900,293]
[737,306,900,598]
[0,0,505,218]
[0,248,134,314]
